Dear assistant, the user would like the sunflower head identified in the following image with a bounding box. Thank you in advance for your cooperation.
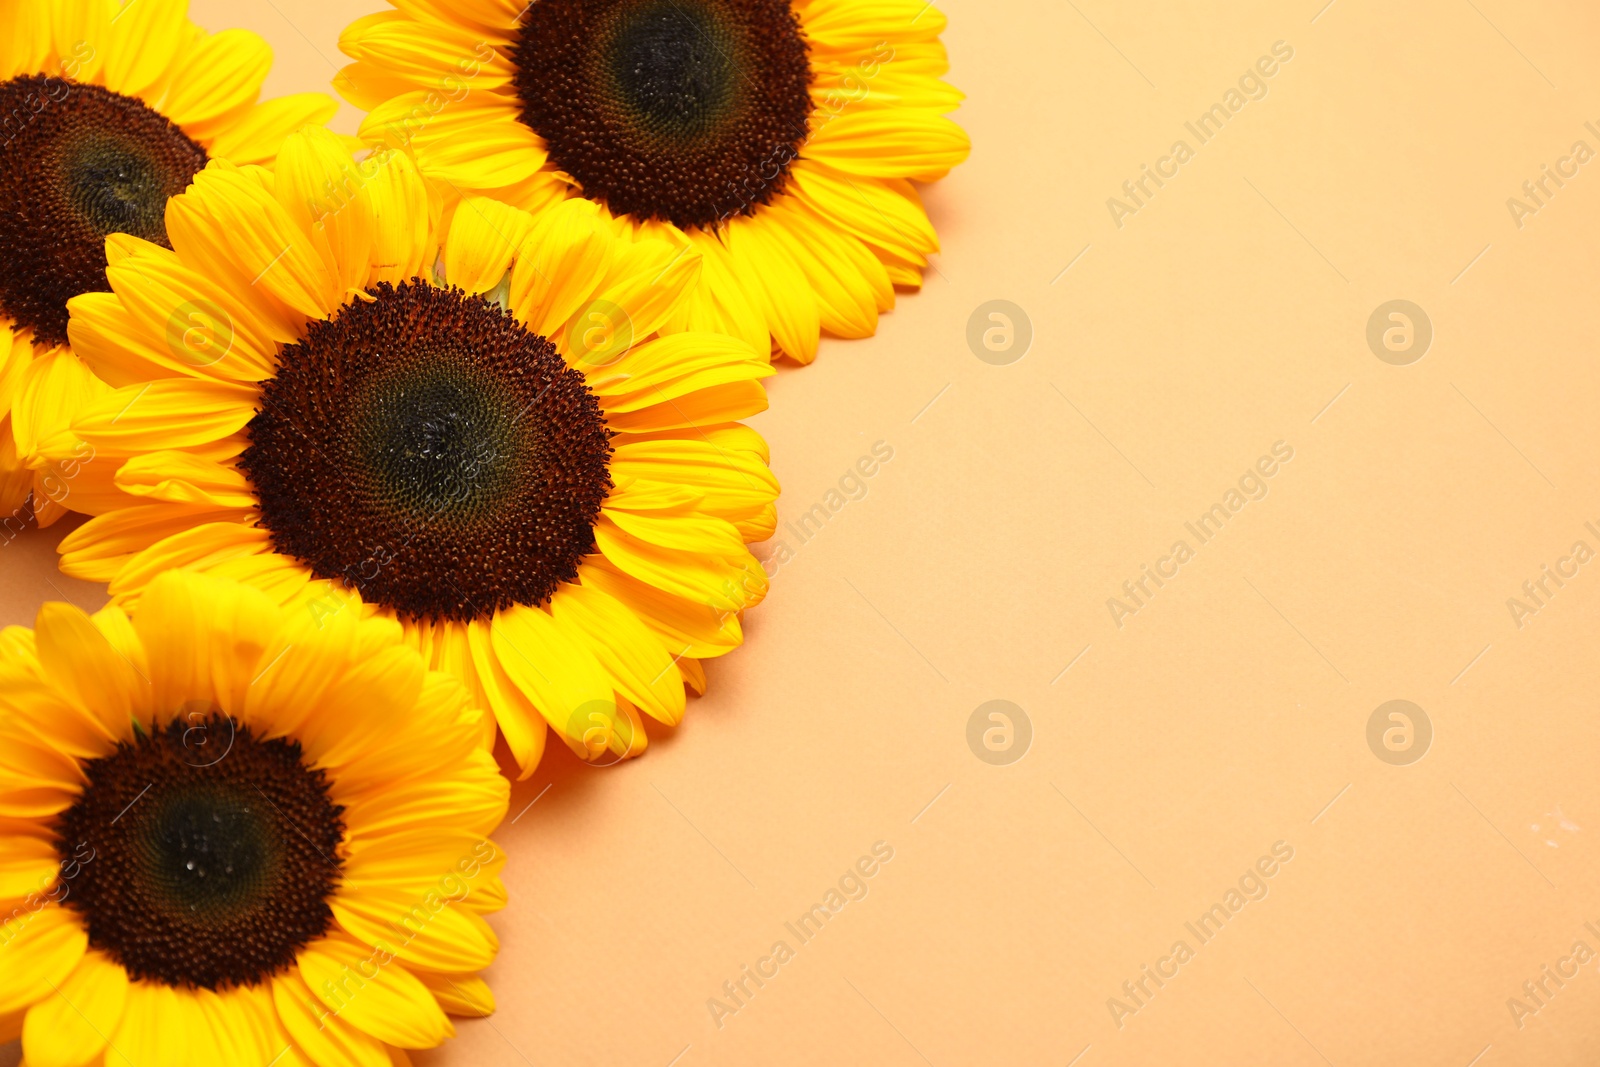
[0,570,509,1065]
[510,0,815,229]
[238,277,617,624]
[43,127,778,778]
[0,73,207,349]
[0,0,339,526]
[337,0,970,363]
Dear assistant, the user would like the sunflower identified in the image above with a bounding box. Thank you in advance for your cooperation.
[38,127,778,778]
[0,569,509,1065]
[334,0,968,364]
[0,0,338,530]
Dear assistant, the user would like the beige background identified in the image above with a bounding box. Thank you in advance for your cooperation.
[6,0,1600,1063]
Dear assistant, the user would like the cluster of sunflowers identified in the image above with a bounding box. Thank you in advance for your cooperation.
[0,0,965,1061]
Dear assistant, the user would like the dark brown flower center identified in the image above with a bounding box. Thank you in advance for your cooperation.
[240,281,615,623]
[0,76,207,348]
[511,0,814,230]
[53,714,344,990]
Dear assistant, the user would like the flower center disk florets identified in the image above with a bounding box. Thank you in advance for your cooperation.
[241,281,614,623]
[0,76,208,348]
[54,715,344,990]
[511,0,814,229]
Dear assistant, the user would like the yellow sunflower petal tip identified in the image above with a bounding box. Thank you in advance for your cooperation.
[335,0,969,363]
[46,127,780,779]
[2,569,509,1067]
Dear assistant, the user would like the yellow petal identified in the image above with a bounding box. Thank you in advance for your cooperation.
[275,128,377,296]
[298,935,454,1049]
[788,161,937,264]
[202,551,315,615]
[389,0,522,44]
[154,572,280,723]
[161,185,311,341]
[182,165,336,321]
[102,0,186,99]
[241,599,373,741]
[364,148,440,287]
[679,655,707,694]
[0,414,32,518]
[12,350,110,461]
[464,622,546,778]
[109,982,188,1067]
[444,197,534,296]
[802,108,970,181]
[0,906,86,1015]
[0,0,50,81]
[0,835,60,901]
[110,523,270,610]
[800,0,948,48]
[509,199,614,341]
[286,646,425,781]
[551,583,686,725]
[340,16,511,90]
[32,602,144,741]
[125,569,233,719]
[594,518,765,613]
[589,333,772,410]
[341,831,505,898]
[756,199,890,334]
[193,985,283,1066]
[21,950,127,1067]
[161,29,272,131]
[577,235,701,347]
[113,451,255,509]
[361,91,546,189]
[136,572,281,721]
[272,972,391,1067]
[69,377,254,459]
[50,0,108,86]
[603,378,770,432]
[100,238,282,374]
[339,754,506,842]
[333,58,420,114]
[488,605,632,759]
[67,291,242,391]
[204,94,341,166]
[412,971,494,1017]
[724,214,819,362]
[0,324,28,417]
[672,229,770,354]
[57,503,244,584]
[331,888,498,973]
[603,504,749,561]
[611,433,779,533]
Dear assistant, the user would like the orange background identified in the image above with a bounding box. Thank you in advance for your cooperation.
[6,0,1600,1064]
